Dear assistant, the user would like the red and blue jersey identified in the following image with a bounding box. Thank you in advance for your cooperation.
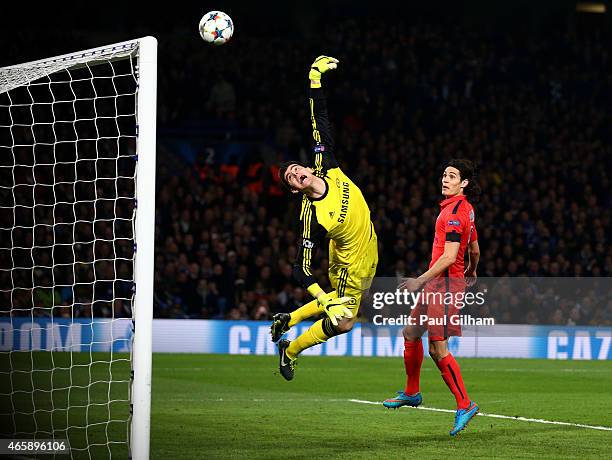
[430,194,477,278]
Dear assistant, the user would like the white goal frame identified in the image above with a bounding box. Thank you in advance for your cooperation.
[0,37,157,459]
[130,36,157,460]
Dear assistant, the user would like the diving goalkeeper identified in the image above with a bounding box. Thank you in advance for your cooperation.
[271,56,378,381]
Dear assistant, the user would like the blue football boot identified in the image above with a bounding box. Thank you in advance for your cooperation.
[450,401,479,436]
[382,391,423,409]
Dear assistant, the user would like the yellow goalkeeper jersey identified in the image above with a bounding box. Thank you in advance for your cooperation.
[293,88,376,288]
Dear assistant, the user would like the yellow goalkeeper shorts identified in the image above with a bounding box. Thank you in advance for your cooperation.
[328,235,378,315]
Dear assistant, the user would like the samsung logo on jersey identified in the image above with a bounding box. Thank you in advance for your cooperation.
[448,220,460,226]
[338,182,350,223]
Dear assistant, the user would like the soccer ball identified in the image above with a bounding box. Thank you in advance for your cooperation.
[199,11,234,46]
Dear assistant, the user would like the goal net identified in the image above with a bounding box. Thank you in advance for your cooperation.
[0,38,157,458]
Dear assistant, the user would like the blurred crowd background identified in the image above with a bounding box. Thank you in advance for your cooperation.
[152,5,612,326]
[1,1,611,325]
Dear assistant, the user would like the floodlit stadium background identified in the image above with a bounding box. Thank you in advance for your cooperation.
[0,1,610,458]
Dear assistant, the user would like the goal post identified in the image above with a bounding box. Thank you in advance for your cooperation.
[131,36,157,460]
[0,37,157,459]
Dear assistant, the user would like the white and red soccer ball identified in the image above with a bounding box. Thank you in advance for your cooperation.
[199,11,234,46]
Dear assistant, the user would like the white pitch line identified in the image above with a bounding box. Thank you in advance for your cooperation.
[349,399,612,432]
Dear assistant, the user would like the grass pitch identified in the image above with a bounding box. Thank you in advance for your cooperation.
[151,354,612,459]
[2,353,611,458]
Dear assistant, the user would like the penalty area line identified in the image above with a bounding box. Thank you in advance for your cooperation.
[348,399,612,432]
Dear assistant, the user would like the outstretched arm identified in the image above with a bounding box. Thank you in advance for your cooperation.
[309,56,338,146]
[309,88,334,151]
[308,56,339,173]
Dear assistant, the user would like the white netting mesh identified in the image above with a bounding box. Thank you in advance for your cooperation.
[0,41,138,95]
[0,40,142,458]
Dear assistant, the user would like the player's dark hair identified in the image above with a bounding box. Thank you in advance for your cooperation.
[447,158,481,203]
[278,161,306,192]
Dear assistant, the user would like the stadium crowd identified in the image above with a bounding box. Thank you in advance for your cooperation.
[152,19,611,326]
[1,15,609,326]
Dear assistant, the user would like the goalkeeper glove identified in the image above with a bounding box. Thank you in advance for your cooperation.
[318,292,355,326]
[309,56,339,88]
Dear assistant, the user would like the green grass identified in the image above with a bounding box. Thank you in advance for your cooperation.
[150,354,612,459]
[2,353,612,458]
[0,351,131,458]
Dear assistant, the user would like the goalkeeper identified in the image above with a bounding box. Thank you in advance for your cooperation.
[271,56,378,380]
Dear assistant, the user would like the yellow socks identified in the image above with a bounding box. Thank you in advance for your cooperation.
[288,298,321,327]
[289,291,337,327]
[286,319,331,359]
[286,291,340,360]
